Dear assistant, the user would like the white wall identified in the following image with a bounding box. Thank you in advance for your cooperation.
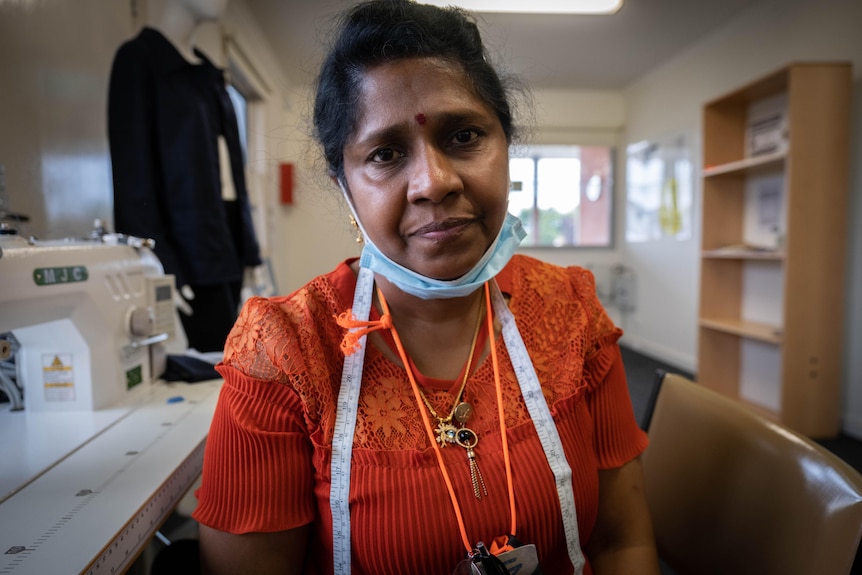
[621,0,862,436]
[215,2,363,296]
[0,0,132,239]
[266,79,359,294]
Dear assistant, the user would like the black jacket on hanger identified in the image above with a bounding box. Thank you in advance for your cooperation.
[108,27,261,289]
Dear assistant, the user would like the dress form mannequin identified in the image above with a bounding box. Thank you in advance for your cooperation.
[149,0,227,63]
[107,0,261,353]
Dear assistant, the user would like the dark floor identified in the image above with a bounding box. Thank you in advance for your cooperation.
[620,344,862,575]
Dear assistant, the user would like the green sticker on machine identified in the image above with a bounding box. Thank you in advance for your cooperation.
[33,266,89,286]
[126,365,143,390]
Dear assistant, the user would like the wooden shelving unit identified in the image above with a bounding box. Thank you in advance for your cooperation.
[698,62,851,437]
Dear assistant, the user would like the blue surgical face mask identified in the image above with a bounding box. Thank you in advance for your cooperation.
[338,179,526,299]
[358,212,525,300]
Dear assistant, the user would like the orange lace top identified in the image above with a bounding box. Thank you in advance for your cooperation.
[192,254,648,575]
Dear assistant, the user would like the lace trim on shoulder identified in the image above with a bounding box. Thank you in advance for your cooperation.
[223,296,292,382]
[216,259,625,452]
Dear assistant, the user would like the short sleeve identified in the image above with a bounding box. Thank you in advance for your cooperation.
[584,341,649,469]
[192,281,353,533]
[192,365,316,533]
[219,295,302,383]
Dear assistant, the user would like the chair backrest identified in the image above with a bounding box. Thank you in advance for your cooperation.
[642,372,862,575]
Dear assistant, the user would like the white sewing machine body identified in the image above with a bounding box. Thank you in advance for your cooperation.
[0,232,178,411]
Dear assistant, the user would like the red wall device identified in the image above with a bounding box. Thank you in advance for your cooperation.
[280,163,294,205]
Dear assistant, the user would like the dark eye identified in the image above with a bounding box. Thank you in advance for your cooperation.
[453,129,479,144]
[370,148,401,163]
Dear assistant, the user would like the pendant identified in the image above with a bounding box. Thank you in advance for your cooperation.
[435,421,458,447]
[453,401,473,425]
[456,428,488,499]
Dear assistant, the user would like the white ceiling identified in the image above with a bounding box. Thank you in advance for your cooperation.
[244,0,765,90]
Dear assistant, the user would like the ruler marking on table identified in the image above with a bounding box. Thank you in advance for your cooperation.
[0,392,212,574]
[83,440,206,575]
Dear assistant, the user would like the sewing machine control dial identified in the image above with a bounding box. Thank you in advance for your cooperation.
[128,306,155,337]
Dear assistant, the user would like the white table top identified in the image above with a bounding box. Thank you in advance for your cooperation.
[0,378,222,575]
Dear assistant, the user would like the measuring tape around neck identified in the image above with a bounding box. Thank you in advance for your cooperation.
[330,266,375,575]
[330,269,584,575]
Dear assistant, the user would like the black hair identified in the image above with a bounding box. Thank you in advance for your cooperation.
[312,0,519,182]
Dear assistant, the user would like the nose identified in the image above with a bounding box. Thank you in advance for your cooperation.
[406,144,463,203]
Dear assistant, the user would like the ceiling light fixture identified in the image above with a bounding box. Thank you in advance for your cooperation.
[422,0,623,15]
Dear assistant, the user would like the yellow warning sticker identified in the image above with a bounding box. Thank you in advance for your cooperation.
[42,353,75,401]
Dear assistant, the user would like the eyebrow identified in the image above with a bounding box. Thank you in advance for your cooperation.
[352,109,495,148]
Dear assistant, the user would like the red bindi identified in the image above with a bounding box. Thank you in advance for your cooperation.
[415,113,426,125]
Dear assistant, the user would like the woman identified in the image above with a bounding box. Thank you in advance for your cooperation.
[193,1,660,573]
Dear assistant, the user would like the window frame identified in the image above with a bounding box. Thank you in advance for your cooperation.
[508,142,617,249]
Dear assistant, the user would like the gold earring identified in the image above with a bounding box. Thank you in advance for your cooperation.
[349,214,363,244]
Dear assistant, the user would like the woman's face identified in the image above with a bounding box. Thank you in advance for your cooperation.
[342,57,510,281]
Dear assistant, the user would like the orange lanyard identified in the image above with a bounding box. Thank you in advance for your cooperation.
[376,282,517,553]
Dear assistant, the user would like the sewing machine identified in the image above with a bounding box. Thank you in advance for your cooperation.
[0,225,180,411]
[0,225,222,575]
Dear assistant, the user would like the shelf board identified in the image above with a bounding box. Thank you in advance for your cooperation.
[702,248,785,261]
[703,150,786,177]
[699,317,782,344]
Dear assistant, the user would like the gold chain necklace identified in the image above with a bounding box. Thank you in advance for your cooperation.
[388,292,488,499]
[414,298,483,447]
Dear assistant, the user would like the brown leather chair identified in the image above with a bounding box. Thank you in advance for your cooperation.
[641,371,862,575]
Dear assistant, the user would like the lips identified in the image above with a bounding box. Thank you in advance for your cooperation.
[410,217,474,240]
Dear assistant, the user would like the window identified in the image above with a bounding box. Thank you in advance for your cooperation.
[226,47,267,168]
[508,144,614,247]
[226,83,248,164]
